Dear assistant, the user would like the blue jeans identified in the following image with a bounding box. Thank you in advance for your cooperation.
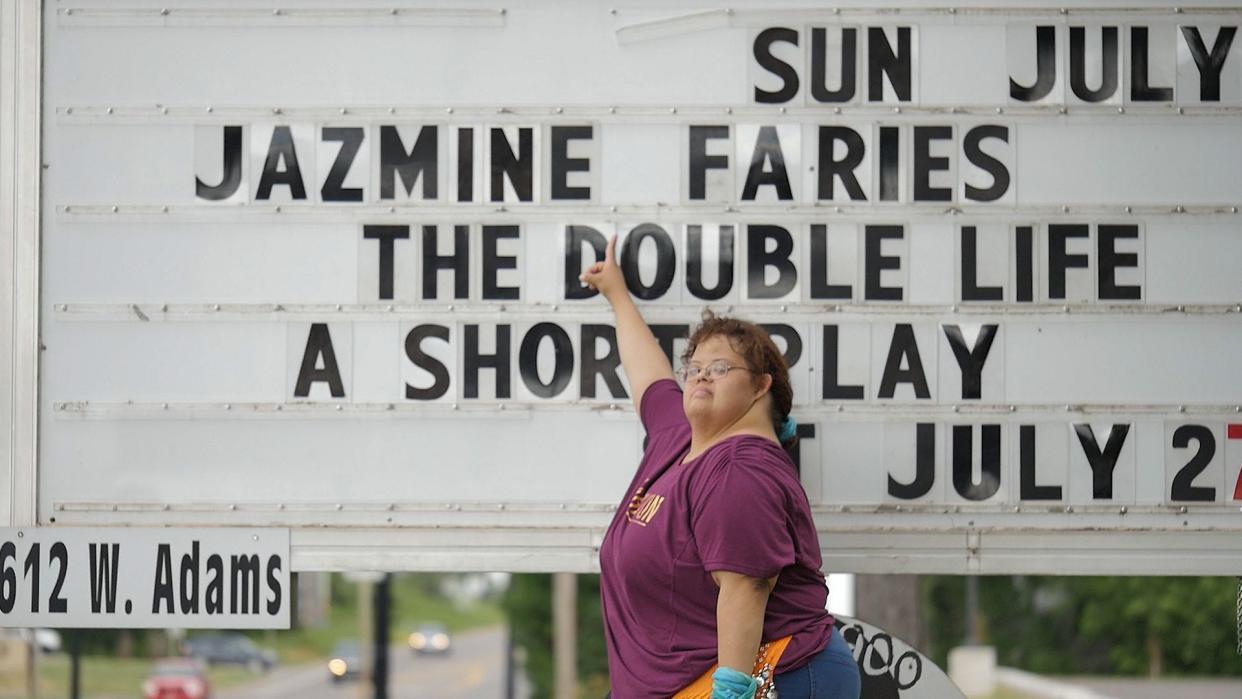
[772,626,861,699]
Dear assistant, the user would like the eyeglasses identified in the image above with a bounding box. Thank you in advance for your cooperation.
[676,359,754,384]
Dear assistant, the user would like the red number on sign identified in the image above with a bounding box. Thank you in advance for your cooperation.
[1230,424,1242,500]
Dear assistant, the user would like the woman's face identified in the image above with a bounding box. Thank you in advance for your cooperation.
[681,335,769,427]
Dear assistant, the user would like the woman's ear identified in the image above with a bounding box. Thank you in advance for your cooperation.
[760,372,774,397]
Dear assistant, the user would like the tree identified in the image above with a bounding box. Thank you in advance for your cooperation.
[502,574,609,698]
[923,575,1242,677]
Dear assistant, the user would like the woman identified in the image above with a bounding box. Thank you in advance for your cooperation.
[581,234,861,699]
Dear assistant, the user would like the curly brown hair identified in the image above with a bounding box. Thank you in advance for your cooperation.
[680,309,795,446]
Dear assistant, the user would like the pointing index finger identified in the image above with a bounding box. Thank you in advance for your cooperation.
[605,233,617,264]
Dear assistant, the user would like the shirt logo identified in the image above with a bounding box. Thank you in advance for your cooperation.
[626,491,666,527]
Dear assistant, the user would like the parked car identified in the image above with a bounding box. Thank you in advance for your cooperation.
[181,633,276,672]
[328,639,362,682]
[3,628,61,653]
[408,622,452,655]
[143,658,211,699]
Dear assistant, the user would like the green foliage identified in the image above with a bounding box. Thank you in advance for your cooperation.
[504,574,554,697]
[1073,576,1242,676]
[502,574,610,699]
[923,575,1242,677]
[576,575,610,691]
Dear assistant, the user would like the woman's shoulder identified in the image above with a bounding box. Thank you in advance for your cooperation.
[728,433,796,467]
[639,378,687,436]
[694,435,797,485]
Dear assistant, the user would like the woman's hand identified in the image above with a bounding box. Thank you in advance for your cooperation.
[578,233,627,302]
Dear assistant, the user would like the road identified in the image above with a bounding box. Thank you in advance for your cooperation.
[218,626,528,699]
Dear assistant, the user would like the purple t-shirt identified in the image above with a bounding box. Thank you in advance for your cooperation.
[599,379,835,698]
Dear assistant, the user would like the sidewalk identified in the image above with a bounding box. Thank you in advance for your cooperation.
[1053,676,1242,699]
[996,667,1242,699]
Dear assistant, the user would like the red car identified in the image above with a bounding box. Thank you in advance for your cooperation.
[143,659,211,699]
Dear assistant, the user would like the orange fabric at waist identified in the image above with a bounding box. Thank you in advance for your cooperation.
[672,635,792,699]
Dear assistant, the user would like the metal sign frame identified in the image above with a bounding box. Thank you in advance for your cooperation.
[6,0,1242,574]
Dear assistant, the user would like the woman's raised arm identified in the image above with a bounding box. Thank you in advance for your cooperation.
[579,234,676,414]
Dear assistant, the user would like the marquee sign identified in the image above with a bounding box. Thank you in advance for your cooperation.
[24,1,1242,573]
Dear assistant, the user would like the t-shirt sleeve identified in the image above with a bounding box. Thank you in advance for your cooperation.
[638,378,688,436]
[691,444,796,580]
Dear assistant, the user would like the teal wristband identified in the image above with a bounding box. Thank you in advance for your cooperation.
[710,666,757,699]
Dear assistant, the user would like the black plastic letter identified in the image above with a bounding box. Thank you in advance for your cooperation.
[864,225,904,301]
[363,224,410,300]
[404,325,451,400]
[518,323,574,398]
[196,126,242,201]
[463,325,511,399]
[482,225,521,301]
[1020,425,1062,500]
[741,126,794,201]
[1010,26,1056,101]
[942,324,999,399]
[422,225,469,300]
[747,225,797,299]
[952,424,1002,501]
[822,325,864,400]
[810,224,852,300]
[1180,27,1237,101]
[1073,423,1130,499]
[960,226,1004,301]
[1047,224,1089,300]
[380,125,437,199]
[867,27,912,101]
[810,27,857,103]
[1097,224,1141,300]
[889,423,936,498]
[878,324,930,399]
[564,225,607,300]
[294,324,345,398]
[913,125,952,202]
[688,126,730,200]
[321,127,364,202]
[550,125,593,200]
[686,225,734,300]
[753,27,800,103]
[817,126,866,201]
[255,126,307,200]
[490,127,533,201]
[962,125,1011,202]
[1130,27,1173,101]
[1069,26,1119,102]
[620,224,676,301]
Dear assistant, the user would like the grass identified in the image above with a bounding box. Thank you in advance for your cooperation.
[0,655,256,699]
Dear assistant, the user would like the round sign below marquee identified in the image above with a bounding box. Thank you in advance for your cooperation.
[834,616,965,699]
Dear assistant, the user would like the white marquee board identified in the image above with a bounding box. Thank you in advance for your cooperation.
[10,0,1242,573]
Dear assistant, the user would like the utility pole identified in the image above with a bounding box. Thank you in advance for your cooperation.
[503,624,515,699]
[855,574,928,651]
[373,574,391,699]
[965,576,981,644]
[27,631,38,699]
[69,631,80,699]
[357,577,373,699]
[553,572,577,699]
